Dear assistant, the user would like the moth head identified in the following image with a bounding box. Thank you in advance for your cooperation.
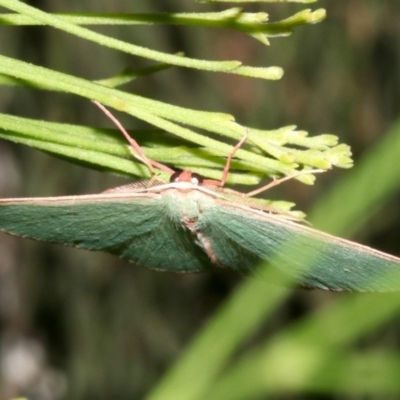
[169,170,204,186]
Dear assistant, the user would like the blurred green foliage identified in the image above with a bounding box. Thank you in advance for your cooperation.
[0,1,399,400]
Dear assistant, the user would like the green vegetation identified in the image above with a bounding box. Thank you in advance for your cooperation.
[0,0,399,399]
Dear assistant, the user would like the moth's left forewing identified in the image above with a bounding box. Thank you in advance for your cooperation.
[199,199,400,291]
[0,192,215,273]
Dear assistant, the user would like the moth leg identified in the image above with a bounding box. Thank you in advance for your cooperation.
[245,169,325,198]
[203,130,250,187]
[92,100,174,176]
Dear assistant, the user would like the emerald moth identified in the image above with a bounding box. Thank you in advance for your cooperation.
[0,102,399,291]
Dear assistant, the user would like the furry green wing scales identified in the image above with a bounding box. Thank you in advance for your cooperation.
[0,195,214,273]
[199,203,400,291]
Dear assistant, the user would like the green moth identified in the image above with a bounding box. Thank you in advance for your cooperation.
[1,102,399,291]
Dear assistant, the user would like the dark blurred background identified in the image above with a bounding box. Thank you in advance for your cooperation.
[0,1,399,399]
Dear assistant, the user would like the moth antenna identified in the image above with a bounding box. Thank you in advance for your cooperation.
[245,169,326,198]
[92,101,174,176]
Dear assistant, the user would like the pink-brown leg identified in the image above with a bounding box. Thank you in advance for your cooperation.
[92,101,174,176]
[245,169,325,198]
[203,131,250,187]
